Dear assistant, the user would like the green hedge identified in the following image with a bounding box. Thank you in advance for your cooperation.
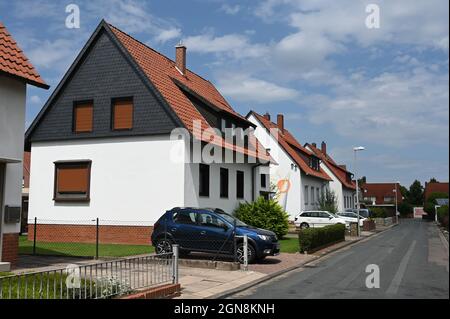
[298,224,346,253]
[437,205,449,229]
[371,207,387,218]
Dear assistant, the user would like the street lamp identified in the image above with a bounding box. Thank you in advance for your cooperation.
[353,146,365,237]
[393,181,400,222]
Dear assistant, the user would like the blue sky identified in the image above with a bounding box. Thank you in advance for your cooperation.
[1,0,448,187]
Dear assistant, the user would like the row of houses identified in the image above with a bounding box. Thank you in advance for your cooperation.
[1,20,358,267]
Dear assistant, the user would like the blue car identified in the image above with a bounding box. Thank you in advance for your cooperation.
[151,207,280,263]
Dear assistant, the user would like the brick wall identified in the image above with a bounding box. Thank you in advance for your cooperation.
[27,224,154,245]
[2,233,19,267]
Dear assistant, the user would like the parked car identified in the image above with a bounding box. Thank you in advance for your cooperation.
[336,212,367,227]
[294,211,347,229]
[345,208,372,219]
[151,207,280,264]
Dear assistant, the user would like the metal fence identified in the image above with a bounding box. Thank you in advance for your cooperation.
[23,217,245,263]
[0,248,178,299]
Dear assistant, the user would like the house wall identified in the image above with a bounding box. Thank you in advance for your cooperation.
[342,188,356,211]
[247,114,302,220]
[29,136,186,228]
[183,139,270,213]
[300,173,329,212]
[316,161,345,211]
[0,76,26,264]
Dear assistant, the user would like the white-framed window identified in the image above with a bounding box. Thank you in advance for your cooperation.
[304,186,309,205]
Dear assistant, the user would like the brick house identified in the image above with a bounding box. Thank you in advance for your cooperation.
[360,182,402,215]
[305,142,356,212]
[24,21,271,245]
[424,182,449,202]
[246,111,332,220]
[0,22,49,269]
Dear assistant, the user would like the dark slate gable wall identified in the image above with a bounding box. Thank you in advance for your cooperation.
[29,30,177,143]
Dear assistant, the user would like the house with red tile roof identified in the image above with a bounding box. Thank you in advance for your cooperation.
[247,111,332,219]
[305,142,356,212]
[360,182,402,215]
[424,182,449,202]
[24,21,272,243]
[0,22,48,270]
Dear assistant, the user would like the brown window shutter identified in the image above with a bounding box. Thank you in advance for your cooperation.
[113,99,133,130]
[74,103,93,132]
[57,166,89,193]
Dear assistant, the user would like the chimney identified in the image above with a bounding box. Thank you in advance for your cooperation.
[175,43,186,75]
[277,114,284,132]
[263,112,271,121]
[321,141,327,155]
[312,142,317,148]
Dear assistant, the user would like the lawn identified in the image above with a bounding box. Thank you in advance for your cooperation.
[19,235,154,258]
[279,237,299,253]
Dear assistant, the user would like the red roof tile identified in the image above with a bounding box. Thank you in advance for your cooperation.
[250,111,331,181]
[109,24,271,162]
[0,22,48,89]
[306,143,356,190]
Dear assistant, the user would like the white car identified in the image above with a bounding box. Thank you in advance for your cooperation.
[294,211,347,229]
[336,212,367,227]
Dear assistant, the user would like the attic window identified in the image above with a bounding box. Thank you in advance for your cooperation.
[112,98,133,130]
[73,101,93,133]
[54,161,91,202]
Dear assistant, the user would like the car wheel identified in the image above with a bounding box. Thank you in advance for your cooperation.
[236,242,256,264]
[300,223,310,229]
[155,238,173,254]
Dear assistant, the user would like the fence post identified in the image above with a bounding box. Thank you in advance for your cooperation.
[233,219,237,263]
[32,217,37,255]
[243,234,248,271]
[95,218,99,260]
[172,244,179,284]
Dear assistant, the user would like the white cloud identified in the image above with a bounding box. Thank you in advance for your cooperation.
[26,38,80,70]
[220,4,240,15]
[217,74,299,103]
[29,95,42,104]
[183,33,268,59]
[154,28,181,43]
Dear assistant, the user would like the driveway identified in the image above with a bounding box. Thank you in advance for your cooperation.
[230,219,449,299]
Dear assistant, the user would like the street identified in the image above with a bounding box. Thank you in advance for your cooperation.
[230,219,449,299]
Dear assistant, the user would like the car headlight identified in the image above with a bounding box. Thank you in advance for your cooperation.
[258,235,271,241]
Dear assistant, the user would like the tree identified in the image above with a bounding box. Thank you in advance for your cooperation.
[318,189,339,214]
[429,177,439,183]
[358,176,367,186]
[400,185,409,199]
[407,180,424,205]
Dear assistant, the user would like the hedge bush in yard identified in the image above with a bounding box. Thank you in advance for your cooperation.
[234,197,289,238]
[298,224,346,253]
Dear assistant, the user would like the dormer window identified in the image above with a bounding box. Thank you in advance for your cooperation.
[309,157,320,171]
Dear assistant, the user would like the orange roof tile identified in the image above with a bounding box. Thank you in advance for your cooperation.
[109,24,271,163]
[250,111,331,181]
[0,22,48,89]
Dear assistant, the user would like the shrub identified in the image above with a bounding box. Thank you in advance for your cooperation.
[423,192,448,220]
[234,197,289,238]
[437,205,449,229]
[317,189,338,214]
[371,207,387,218]
[298,224,345,253]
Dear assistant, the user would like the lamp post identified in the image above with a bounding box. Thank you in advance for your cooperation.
[393,181,400,221]
[353,146,365,237]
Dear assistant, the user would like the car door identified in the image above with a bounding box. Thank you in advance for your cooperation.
[319,212,334,226]
[308,211,322,227]
[197,212,233,253]
[170,209,200,250]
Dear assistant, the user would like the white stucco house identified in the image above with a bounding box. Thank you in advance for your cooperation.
[305,142,356,212]
[24,21,272,245]
[247,111,332,220]
[0,22,49,269]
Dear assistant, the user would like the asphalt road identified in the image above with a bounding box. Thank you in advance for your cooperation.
[231,219,449,299]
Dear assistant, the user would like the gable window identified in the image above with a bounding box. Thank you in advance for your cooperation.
[54,161,91,202]
[236,170,244,199]
[220,168,229,198]
[260,174,267,188]
[112,98,133,130]
[73,101,93,133]
[199,164,210,197]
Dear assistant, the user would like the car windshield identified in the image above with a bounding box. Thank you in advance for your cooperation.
[213,209,247,227]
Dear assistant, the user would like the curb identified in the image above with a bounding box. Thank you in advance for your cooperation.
[435,222,449,251]
[209,223,398,299]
